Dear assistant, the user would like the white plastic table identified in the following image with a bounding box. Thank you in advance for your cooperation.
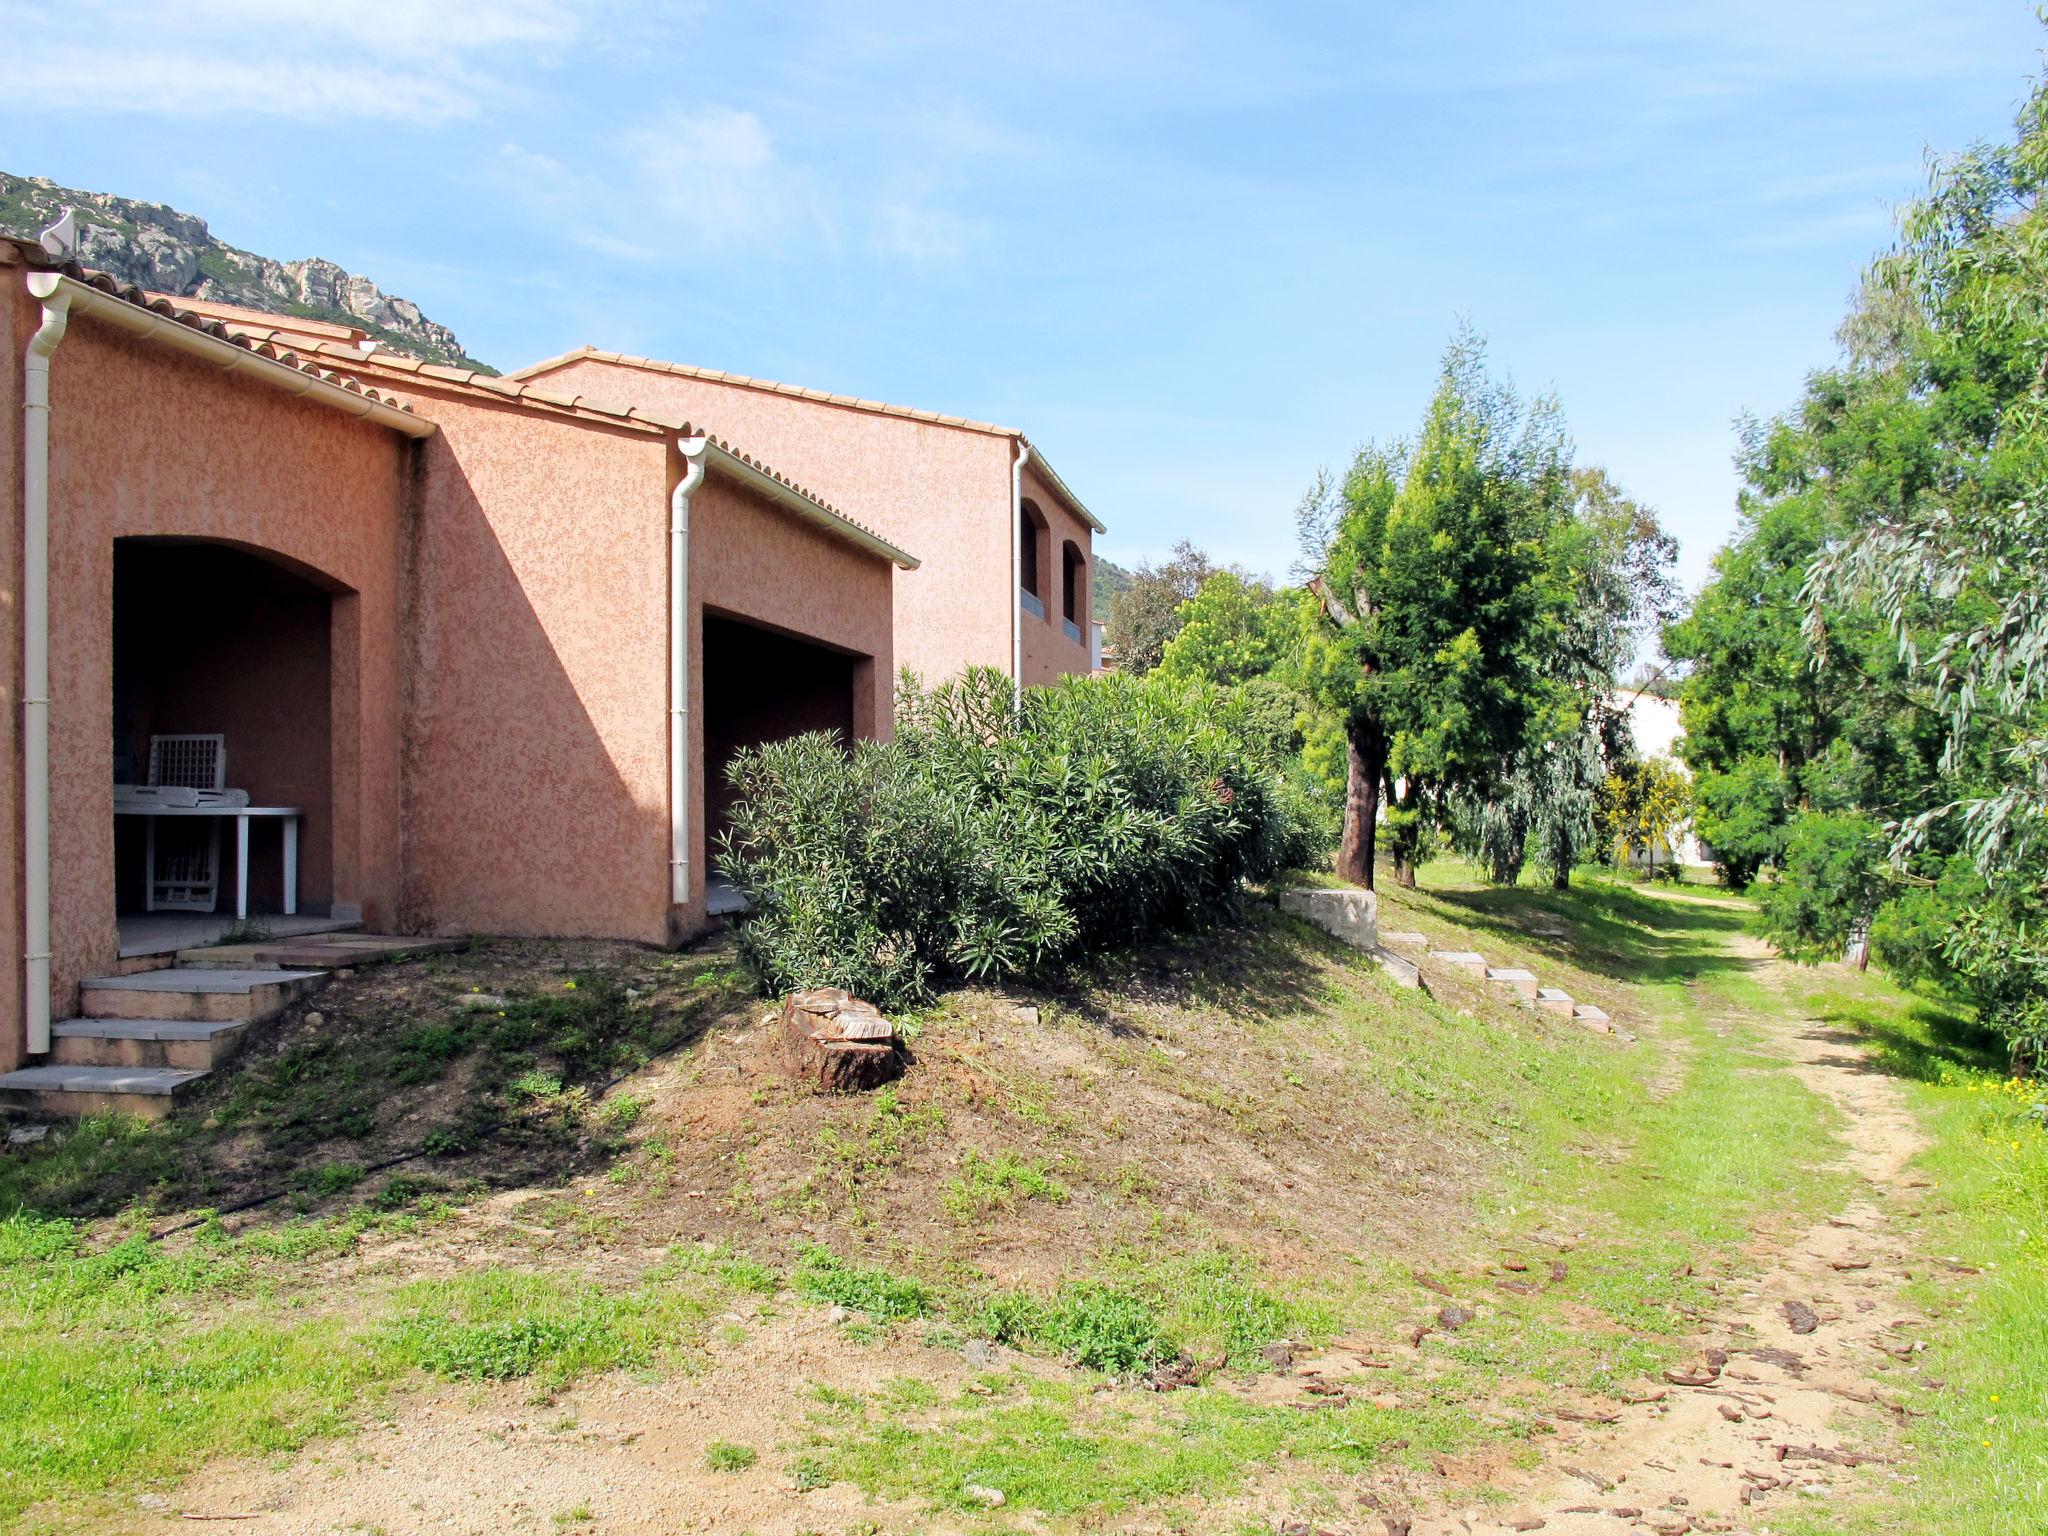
[116,804,302,918]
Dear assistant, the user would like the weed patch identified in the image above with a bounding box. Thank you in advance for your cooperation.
[942,1149,1068,1219]
[704,1441,757,1472]
[794,1245,931,1320]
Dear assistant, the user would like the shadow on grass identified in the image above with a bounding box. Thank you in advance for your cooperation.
[0,939,755,1224]
[1044,904,1336,1035]
[1406,870,1762,987]
[1810,994,2005,1085]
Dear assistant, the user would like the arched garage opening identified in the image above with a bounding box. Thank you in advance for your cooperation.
[111,538,342,948]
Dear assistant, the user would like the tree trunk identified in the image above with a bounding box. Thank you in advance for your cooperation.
[1552,864,1569,892]
[1338,719,1385,890]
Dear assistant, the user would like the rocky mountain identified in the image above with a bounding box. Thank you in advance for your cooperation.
[0,172,491,372]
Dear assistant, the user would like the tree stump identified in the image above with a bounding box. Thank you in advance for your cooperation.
[780,988,900,1092]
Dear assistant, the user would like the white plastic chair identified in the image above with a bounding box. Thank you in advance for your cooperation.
[146,734,226,912]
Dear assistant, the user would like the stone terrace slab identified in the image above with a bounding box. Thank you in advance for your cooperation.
[86,968,325,992]
[178,935,462,970]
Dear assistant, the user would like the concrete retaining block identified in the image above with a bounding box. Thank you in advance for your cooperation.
[1279,888,1378,950]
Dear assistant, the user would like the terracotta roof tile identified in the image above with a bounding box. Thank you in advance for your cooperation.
[0,236,422,420]
[501,345,1107,533]
[505,346,1022,435]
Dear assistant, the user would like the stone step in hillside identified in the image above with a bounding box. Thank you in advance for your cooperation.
[1368,946,1422,989]
[5,967,325,1118]
[1430,949,1488,978]
[1485,966,1539,1000]
[79,968,325,1023]
[0,1063,205,1119]
[1535,987,1576,1017]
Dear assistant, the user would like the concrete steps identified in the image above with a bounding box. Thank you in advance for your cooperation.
[1430,949,1488,979]
[49,1017,254,1072]
[0,1064,207,1119]
[4,934,452,1120]
[1409,939,1630,1045]
[1485,966,1539,1000]
[1367,946,1422,988]
[3,966,322,1118]
[79,968,326,1023]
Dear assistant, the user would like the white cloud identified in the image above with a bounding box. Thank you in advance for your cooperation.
[182,0,584,60]
[498,101,985,268]
[622,106,800,249]
[1,48,479,123]
[0,0,679,123]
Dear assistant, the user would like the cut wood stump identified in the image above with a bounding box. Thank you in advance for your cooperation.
[780,988,901,1092]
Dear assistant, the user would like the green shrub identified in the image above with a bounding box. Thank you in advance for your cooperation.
[1691,754,1789,886]
[718,668,1309,1006]
[1758,812,1888,963]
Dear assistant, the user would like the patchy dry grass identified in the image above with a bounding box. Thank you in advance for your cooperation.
[0,865,1927,1531]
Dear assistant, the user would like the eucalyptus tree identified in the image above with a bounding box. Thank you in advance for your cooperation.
[1298,330,1572,889]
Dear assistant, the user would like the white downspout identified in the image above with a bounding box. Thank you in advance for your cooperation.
[22,285,73,1056]
[1010,440,1030,712]
[670,436,708,908]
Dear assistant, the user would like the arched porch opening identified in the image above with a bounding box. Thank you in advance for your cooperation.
[111,537,350,951]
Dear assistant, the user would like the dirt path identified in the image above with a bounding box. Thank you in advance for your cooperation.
[1438,936,1929,1536]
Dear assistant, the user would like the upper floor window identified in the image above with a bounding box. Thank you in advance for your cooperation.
[1020,500,1050,621]
[1062,540,1086,643]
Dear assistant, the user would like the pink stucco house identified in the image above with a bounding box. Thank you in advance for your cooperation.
[506,349,1106,688]
[0,230,1107,1093]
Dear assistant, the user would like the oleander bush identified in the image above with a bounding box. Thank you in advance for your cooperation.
[718,668,1312,1006]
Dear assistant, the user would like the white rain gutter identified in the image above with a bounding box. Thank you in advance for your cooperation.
[24,272,435,439]
[20,283,72,1056]
[670,437,708,907]
[1011,440,1031,711]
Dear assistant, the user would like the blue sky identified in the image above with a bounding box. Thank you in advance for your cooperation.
[1,1,2041,606]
